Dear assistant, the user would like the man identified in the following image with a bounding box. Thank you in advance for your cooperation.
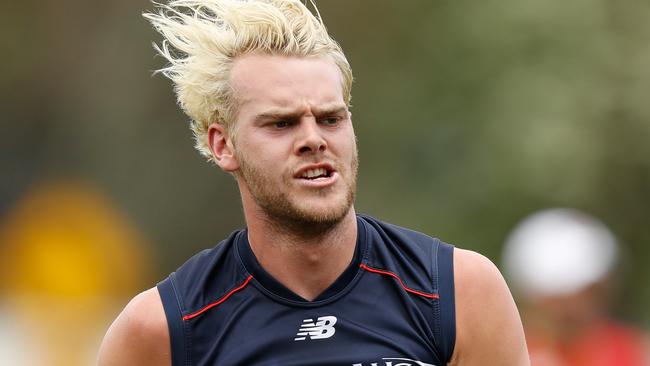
[98,1,529,365]
[502,208,650,366]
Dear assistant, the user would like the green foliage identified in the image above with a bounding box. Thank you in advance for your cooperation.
[1,0,648,327]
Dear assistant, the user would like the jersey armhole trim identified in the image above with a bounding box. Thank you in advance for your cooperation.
[157,274,190,366]
[437,242,456,363]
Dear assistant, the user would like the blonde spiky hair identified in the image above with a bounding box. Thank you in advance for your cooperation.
[143,0,353,161]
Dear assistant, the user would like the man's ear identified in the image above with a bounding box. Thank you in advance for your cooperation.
[208,123,239,172]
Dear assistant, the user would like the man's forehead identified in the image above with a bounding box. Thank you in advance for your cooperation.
[229,53,345,109]
[230,53,340,79]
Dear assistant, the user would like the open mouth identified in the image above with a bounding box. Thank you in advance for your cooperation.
[299,167,333,180]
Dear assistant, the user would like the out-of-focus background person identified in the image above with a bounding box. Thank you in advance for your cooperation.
[503,208,650,366]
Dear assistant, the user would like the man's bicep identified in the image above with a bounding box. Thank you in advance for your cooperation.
[97,287,171,366]
[450,249,529,366]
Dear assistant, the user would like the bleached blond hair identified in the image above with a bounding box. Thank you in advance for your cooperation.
[144,0,353,161]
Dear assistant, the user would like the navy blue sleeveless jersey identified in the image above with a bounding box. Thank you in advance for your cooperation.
[157,215,456,366]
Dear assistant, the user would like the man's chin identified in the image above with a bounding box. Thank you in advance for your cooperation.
[296,195,352,217]
[293,202,349,222]
[263,199,353,236]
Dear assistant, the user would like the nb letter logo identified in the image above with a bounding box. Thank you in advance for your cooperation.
[294,316,337,341]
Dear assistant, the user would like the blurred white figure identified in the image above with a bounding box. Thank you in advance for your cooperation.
[502,208,650,366]
[0,306,37,365]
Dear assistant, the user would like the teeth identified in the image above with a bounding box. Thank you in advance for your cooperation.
[302,168,327,178]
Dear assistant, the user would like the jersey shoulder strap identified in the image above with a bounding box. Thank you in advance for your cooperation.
[358,215,456,363]
[158,273,188,366]
[432,238,456,362]
[157,229,247,366]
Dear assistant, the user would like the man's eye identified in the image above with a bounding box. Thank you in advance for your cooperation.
[322,117,340,125]
[273,120,291,129]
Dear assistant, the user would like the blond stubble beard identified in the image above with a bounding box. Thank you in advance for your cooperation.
[235,148,358,237]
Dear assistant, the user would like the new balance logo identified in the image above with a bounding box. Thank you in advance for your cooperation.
[294,316,337,341]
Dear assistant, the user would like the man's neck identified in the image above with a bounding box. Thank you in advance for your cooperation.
[245,208,358,301]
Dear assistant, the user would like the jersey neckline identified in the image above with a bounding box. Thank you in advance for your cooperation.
[235,216,369,304]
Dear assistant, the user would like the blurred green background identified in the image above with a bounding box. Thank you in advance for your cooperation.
[1,0,649,363]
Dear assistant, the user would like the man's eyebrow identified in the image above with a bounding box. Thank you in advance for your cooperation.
[254,110,300,121]
[312,105,348,116]
[254,104,348,121]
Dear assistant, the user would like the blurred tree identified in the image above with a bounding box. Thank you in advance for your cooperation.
[1,0,648,331]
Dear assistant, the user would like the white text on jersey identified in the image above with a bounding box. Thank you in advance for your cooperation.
[294,316,337,341]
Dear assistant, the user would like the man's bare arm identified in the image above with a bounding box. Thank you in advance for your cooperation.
[97,287,171,366]
[449,249,530,366]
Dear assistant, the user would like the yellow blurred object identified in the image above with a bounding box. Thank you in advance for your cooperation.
[0,179,153,366]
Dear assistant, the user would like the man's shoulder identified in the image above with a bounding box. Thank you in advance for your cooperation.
[161,228,252,319]
[454,248,501,285]
[453,248,522,307]
[173,229,243,274]
[359,214,455,302]
[98,288,170,366]
[167,228,245,292]
[358,214,445,246]
[359,214,455,270]
[450,248,530,365]
[122,288,168,333]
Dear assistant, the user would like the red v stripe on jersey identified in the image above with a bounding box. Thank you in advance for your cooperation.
[360,264,439,299]
[183,264,438,321]
[183,275,254,321]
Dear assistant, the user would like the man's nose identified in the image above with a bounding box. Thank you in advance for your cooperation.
[295,119,327,155]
